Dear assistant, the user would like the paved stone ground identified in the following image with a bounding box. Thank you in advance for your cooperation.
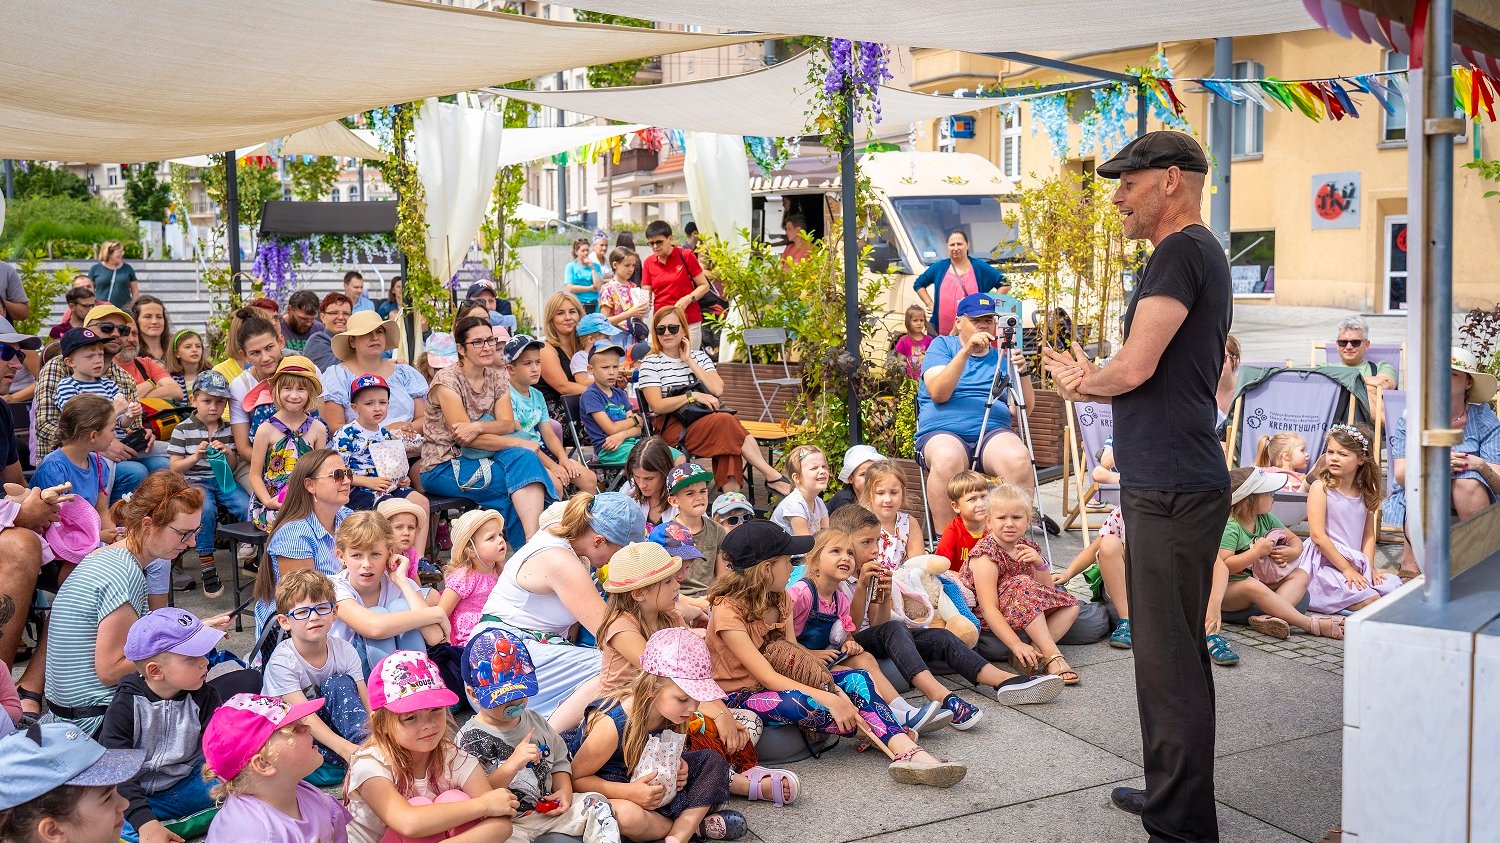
[126,304,1426,841]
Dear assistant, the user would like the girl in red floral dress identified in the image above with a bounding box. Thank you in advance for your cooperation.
[958,483,1080,684]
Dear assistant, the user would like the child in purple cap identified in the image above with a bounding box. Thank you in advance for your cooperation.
[100,608,226,843]
[345,650,517,843]
[202,693,348,843]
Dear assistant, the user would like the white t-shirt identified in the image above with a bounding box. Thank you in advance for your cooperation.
[771,491,828,536]
[261,637,364,697]
[345,745,482,843]
[329,570,404,645]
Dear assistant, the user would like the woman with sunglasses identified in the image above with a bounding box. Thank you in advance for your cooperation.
[42,471,232,736]
[418,316,551,550]
[259,449,354,635]
[637,306,793,496]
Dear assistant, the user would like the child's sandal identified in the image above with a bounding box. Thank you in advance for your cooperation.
[742,765,799,807]
[1043,653,1079,685]
[887,746,968,788]
[698,809,748,840]
[1310,615,1345,640]
[1248,614,1291,640]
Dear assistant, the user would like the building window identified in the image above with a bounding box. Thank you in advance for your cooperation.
[937,117,956,153]
[348,185,360,201]
[1231,60,1264,158]
[999,109,1022,179]
[106,167,119,187]
[330,190,340,202]
[1382,51,1408,143]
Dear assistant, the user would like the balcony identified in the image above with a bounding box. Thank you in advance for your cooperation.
[613,146,659,175]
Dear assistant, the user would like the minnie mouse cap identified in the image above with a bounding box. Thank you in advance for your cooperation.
[368,650,458,713]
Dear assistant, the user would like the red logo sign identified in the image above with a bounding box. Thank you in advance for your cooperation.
[1315,181,1357,221]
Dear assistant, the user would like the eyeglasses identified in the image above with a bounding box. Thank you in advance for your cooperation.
[1335,339,1366,348]
[719,513,749,527]
[316,469,354,483]
[647,238,668,247]
[283,601,335,621]
[465,337,498,348]
[92,323,132,336]
[165,524,199,544]
[655,324,682,336]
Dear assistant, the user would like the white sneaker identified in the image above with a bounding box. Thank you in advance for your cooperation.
[580,793,620,843]
[984,673,1065,705]
[237,543,258,561]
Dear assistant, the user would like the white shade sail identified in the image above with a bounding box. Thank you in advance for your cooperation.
[414,99,506,284]
[495,124,649,168]
[555,0,1314,52]
[166,122,384,168]
[0,0,764,162]
[502,52,1007,136]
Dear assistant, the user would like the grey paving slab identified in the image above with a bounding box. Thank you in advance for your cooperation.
[736,693,1141,843]
[1010,647,1342,767]
[1215,731,1343,843]
[854,779,1308,843]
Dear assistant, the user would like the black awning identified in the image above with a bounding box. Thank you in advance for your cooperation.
[258,201,398,236]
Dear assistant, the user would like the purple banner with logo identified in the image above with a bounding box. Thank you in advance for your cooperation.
[1237,371,1346,468]
[1074,401,1114,474]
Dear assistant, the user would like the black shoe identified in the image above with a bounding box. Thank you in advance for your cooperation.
[200,564,223,599]
[1042,515,1062,536]
[1110,786,1146,815]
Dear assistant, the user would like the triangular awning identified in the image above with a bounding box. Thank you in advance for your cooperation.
[0,0,764,161]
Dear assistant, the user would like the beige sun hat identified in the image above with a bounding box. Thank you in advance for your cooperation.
[1451,347,1499,404]
[333,310,403,361]
[604,542,682,593]
[450,509,506,560]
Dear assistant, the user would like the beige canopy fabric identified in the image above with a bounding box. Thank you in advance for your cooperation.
[0,0,763,162]
[555,0,1314,52]
[166,122,384,168]
[502,52,1008,136]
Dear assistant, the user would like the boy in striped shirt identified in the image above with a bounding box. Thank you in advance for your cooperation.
[55,326,132,436]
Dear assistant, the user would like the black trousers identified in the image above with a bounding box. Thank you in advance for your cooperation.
[1122,487,1229,843]
[854,620,992,687]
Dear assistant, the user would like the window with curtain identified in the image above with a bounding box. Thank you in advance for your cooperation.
[1232,60,1264,158]
[1382,51,1408,143]
[1000,109,1022,179]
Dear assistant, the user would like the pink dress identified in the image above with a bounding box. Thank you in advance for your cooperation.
[1297,486,1401,613]
[958,536,1077,631]
[444,567,499,647]
[894,335,933,378]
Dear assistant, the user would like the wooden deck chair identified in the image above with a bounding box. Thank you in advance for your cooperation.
[1060,400,1118,542]
[1311,341,1406,384]
[1378,388,1407,541]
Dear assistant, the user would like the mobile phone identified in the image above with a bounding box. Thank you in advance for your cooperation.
[829,651,850,667]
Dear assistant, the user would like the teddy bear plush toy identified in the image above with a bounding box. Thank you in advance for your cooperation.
[895,554,981,647]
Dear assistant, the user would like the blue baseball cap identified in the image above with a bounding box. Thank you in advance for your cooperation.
[124,607,224,662]
[192,370,232,399]
[350,373,391,401]
[649,520,704,561]
[588,491,647,547]
[588,338,627,360]
[463,628,538,709]
[954,293,1000,319]
[60,326,108,359]
[0,723,145,810]
[576,313,613,338]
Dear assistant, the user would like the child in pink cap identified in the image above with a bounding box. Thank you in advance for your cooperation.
[345,650,518,843]
[202,693,349,843]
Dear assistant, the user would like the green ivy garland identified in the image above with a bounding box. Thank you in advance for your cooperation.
[286,156,343,202]
[376,103,444,329]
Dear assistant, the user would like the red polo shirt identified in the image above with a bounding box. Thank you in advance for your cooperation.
[641,246,703,324]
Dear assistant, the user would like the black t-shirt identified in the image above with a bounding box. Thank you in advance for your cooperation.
[1114,224,1231,493]
[0,399,19,472]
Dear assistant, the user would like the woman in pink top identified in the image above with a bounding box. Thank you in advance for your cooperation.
[912,229,1007,336]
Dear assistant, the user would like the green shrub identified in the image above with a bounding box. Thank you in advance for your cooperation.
[0,195,136,257]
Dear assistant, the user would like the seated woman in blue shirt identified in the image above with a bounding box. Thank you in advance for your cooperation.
[917,293,1037,523]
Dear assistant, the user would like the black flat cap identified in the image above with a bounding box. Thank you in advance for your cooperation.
[1096,131,1209,179]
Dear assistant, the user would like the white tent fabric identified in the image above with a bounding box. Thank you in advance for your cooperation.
[166,122,384,168]
[0,0,762,162]
[516,202,561,226]
[495,124,648,169]
[683,132,753,360]
[503,52,1007,136]
[414,99,505,284]
[553,0,1314,52]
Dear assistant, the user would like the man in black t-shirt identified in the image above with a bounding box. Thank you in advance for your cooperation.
[1044,131,1231,843]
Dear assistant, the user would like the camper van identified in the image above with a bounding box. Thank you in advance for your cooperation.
[750,151,1022,335]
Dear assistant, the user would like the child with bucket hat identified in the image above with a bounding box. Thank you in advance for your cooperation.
[201,694,350,842]
[346,650,518,843]
[0,722,145,843]
[439,509,507,649]
[566,628,749,842]
[457,628,622,842]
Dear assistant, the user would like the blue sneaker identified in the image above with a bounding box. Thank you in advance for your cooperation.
[901,700,953,735]
[941,693,983,731]
[1109,618,1133,649]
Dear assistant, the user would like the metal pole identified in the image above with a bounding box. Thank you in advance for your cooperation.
[555,72,568,225]
[2,160,13,199]
[841,98,861,446]
[1135,85,1149,137]
[357,161,365,200]
[1209,37,1233,255]
[1419,0,1457,605]
[224,152,242,302]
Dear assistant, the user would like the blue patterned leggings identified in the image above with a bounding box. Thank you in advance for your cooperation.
[722,668,902,740]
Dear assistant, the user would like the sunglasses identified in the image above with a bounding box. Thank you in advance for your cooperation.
[719,513,749,526]
[1335,339,1366,348]
[283,601,335,621]
[0,345,20,362]
[655,324,682,336]
[92,323,132,336]
[317,469,354,483]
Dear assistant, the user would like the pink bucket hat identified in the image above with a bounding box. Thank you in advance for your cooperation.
[203,693,325,781]
[369,650,459,713]
[45,495,102,564]
[639,627,725,702]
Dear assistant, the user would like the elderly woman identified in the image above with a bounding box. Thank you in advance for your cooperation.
[912,229,1007,336]
[1385,348,1499,576]
[1332,316,1398,389]
[89,240,139,309]
[43,472,231,736]
[918,292,1036,520]
[418,315,551,548]
[318,310,428,433]
[259,449,353,632]
[637,305,793,495]
[304,292,353,372]
[474,491,644,729]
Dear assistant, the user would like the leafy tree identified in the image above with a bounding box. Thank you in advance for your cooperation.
[14,163,91,200]
[1466,159,1500,200]
[572,11,656,88]
[199,155,283,228]
[123,162,172,223]
[286,156,343,201]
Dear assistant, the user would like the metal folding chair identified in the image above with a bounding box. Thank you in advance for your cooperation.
[740,328,801,422]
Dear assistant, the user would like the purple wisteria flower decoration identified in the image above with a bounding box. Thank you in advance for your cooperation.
[824,39,892,124]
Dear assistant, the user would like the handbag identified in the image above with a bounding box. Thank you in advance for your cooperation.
[664,378,716,428]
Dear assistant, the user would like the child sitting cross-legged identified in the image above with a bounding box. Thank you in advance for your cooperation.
[568,628,749,843]
[457,628,623,843]
[260,569,370,777]
[202,694,351,843]
[580,339,647,467]
[99,608,226,843]
[438,509,507,649]
[345,650,518,843]
[649,464,725,619]
[502,335,597,495]
[333,374,429,537]
[330,511,452,672]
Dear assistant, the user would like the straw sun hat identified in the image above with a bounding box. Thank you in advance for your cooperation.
[604,542,682,593]
[333,310,403,361]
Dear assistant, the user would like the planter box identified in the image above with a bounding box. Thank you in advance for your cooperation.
[1028,387,1065,469]
[716,361,804,422]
